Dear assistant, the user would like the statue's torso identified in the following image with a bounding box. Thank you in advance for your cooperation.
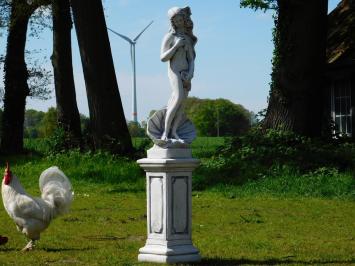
[169,34,193,73]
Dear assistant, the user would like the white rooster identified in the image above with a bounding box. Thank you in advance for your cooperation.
[1,163,73,251]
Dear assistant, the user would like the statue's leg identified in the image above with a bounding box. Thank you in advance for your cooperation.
[171,88,188,140]
[162,72,184,140]
[171,106,183,140]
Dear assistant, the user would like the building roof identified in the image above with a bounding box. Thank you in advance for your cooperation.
[327,0,355,64]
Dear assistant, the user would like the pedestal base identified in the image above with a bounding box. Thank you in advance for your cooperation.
[137,147,200,264]
[147,145,192,159]
[138,253,201,264]
[138,243,201,263]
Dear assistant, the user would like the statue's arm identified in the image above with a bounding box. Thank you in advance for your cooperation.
[160,33,178,62]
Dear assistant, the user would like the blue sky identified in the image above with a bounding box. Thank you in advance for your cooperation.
[0,0,341,122]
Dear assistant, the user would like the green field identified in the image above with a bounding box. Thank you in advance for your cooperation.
[0,185,354,265]
[25,137,227,158]
[0,138,353,265]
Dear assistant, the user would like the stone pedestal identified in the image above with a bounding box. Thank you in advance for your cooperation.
[137,146,201,264]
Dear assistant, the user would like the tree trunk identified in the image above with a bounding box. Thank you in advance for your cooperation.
[70,0,133,154]
[1,1,33,154]
[51,0,82,145]
[263,0,328,137]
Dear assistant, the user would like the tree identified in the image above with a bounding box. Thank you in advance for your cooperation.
[0,0,50,154]
[1,0,37,153]
[263,0,328,136]
[38,107,57,137]
[1,4,52,103]
[127,121,146,137]
[71,0,133,154]
[185,97,251,136]
[241,0,328,137]
[240,0,277,11]
[24,109,45,138]
[51,0,81,145]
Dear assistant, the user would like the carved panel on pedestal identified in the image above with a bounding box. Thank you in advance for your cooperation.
[171,176,188,234]
[149,176,163,234]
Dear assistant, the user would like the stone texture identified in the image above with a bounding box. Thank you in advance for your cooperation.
[146,6,197,148]
[138,6,200,264]
[147,108,196,148]
[137,154,200,264]
[147,145,192,159]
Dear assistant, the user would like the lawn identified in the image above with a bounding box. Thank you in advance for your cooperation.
[0,138,353,265]
[0,187,354,265]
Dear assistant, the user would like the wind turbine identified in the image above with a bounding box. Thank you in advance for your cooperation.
[108,21,154,123]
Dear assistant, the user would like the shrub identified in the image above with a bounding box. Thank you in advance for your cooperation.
[220,127,355,172]
[46,127,81,155]
[194,128,355,190]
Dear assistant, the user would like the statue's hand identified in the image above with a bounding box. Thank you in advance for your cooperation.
[181,71,192,81]
[181,71,189,81]
[175,37,186,48]
[183,80,192,91]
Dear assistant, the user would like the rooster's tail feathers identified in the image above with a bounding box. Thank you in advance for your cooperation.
[39,166,73,217]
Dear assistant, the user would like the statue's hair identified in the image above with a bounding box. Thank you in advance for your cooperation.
[169,7,197,47]
[185,16,197,47]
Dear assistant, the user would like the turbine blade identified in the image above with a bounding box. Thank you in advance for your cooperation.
[107,27,133,44]
[133,20,154,42]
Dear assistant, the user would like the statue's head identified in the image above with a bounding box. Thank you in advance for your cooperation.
[168,7,185,31]
[167,6,197,45]
[168,7,193,30]
[168,7,184,19]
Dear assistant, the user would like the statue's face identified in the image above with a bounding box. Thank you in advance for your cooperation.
[173,14,184,28]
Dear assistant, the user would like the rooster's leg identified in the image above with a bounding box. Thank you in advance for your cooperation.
[21,240,36,251]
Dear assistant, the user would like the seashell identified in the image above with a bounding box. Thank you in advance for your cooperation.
[147,108,196,148]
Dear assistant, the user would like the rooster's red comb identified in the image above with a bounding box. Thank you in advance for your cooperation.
[4,162,12,185]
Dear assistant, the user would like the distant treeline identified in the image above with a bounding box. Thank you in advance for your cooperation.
[140,97,255,138]
[0,97,254,139]
[0,108,90,139]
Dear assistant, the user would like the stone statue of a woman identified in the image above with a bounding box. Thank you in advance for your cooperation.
[161,6,197,141]
[147,6,197,148]
[138,8,201,264]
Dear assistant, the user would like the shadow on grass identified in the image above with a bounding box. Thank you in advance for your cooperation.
[190,258,355,265]
[0,247,96,253]
[107,187,144,193]
[42,247,96,252]
[0,247,17,252]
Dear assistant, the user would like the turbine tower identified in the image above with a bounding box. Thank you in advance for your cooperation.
[108,21,154,123]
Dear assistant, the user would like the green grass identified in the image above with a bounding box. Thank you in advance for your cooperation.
[0,187,354,265]
[194,163,355,200]
[1,151,145,193]
[131,136,226,158]
[24,137,226,158]
[190,137,226,158]
[7,148,354,200]
[24,138,51,155]
[0,139,353,265]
